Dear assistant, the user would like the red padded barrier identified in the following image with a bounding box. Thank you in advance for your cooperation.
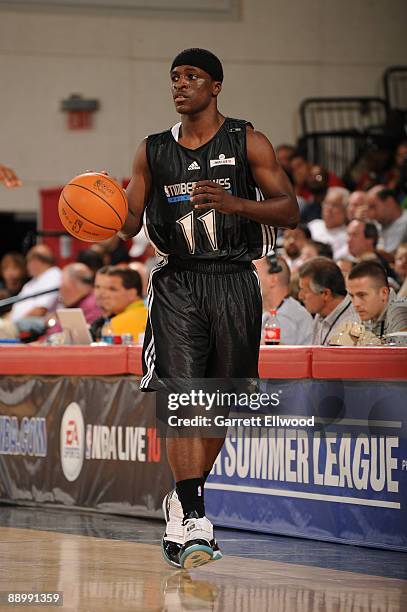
[127,345,143,376]
[258,346,312,379]
[0,346,128,376]
[311,346,407,380]
[1,346,406,380]
[127,346,313,379]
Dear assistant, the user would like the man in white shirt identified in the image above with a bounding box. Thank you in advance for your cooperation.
[11,245,61,322]
[308,187,349,260]
[298,257,357,345]
[258,255,313,345]
[367,186,407,253]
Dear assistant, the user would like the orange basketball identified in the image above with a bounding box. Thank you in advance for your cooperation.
[58,172,128,242]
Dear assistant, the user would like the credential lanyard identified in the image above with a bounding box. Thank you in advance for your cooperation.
[321,300,352,346]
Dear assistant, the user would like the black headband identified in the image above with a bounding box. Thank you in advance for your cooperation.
[171,48,223,82]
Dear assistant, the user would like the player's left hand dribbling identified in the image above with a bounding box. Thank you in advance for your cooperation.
[190,180,237,214]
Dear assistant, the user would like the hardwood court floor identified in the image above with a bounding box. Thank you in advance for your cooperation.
[0,507,406,612]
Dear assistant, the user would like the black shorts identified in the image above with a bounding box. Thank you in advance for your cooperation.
[140,256,262,391]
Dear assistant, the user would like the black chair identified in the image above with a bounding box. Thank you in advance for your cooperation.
[297,97,389,180]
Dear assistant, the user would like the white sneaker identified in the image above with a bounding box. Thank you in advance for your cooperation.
[162,489,184,545]
[161,490,184,568]
[180,512,214,569]
[162,490,223,567]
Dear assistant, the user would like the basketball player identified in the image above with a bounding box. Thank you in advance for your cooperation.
[120,48,299,569]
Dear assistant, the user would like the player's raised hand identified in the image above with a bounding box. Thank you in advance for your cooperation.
[0,164,22,188]
[190,180,237,215]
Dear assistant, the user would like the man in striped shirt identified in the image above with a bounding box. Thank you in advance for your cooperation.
[298,257,357,345]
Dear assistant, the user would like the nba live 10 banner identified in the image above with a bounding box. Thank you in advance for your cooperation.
[204,378,407,551]
[0,376,173,517]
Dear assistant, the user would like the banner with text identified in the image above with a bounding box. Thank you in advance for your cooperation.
[0,376,172,517]
[205,379,407,551]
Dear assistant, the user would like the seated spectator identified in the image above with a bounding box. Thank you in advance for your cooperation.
[308,187,349,260]
[102,267,148,342]
[300,165,329,224]
[346,191,369,222]
[290,151,344,202]
[10,245,61,322]
[46,263,102,337]
[347,220,377,261]
[346,260,407,336]
[366,184,384,220]
[260,255,313,345]
[298,257,357,345]
[0,252,28,315]
[0,252,27,296]
[367,186,407,253]
[282,224,311,271]
[394,243,407,286]
[346,220,399,285]
[59,264,100,319]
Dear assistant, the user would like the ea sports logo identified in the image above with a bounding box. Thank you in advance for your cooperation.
[60,402,85,482]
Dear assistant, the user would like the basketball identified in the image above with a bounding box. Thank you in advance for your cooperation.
[58,171,128,242]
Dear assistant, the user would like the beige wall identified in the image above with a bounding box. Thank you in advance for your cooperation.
[0,0,406,213]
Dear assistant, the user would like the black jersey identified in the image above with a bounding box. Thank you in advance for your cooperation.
[144,118,275,262]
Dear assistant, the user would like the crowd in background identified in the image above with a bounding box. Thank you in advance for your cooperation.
[0,242,149,344]
[1,139,407,346]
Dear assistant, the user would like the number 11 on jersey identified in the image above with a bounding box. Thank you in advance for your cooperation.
[176,209,218,254]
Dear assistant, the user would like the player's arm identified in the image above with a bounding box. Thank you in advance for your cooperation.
[244,129,299,227]
[119,140,151,240]
[191,128,299,229]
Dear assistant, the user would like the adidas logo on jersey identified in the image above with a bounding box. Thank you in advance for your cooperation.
[187,161,201,171]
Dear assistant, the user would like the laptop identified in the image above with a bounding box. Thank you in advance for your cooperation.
[56,308,93,345]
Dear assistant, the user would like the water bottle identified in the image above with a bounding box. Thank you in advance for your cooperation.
[264,309,281,345]
[101,319,114,344]
[59,234,72,259]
